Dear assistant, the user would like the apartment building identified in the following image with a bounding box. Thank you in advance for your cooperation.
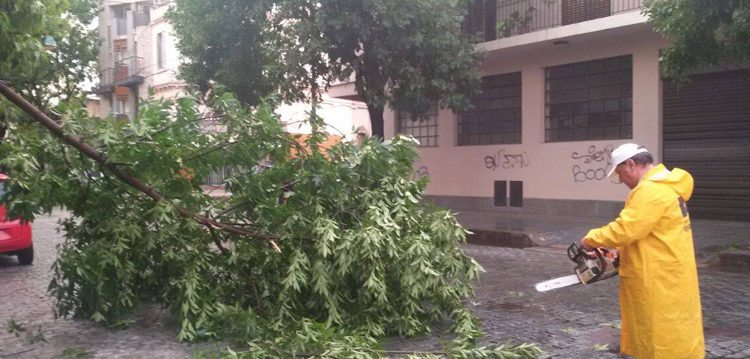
[92,0,372,185]
[92,0,184,121]
[330,0,749,221]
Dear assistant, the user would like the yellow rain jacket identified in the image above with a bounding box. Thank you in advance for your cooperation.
[585,164,704,359]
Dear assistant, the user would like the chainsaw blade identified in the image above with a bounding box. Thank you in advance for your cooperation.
[535,274,581,292]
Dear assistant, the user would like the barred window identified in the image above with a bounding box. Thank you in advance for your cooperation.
[397,107,438,147]
[545,55,632,142]
[458,72,522,146]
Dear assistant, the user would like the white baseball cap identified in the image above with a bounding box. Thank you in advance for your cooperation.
[607,143,649,178]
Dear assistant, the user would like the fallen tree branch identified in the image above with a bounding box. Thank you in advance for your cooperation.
[0,80,281,252]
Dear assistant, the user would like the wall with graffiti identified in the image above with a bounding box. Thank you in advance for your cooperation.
[394,29,665,203]
[570,145,615,183]
[484,149,530,171]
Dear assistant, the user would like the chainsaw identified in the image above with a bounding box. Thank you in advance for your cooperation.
[535,242,619,292]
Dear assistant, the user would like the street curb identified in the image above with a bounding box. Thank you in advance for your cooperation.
[465,229,537,248]
[717,250,750,273]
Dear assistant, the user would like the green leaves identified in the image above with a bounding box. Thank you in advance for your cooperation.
[2,91,538,357]
[0,0,98,114]
[168,0,482,137]
[645,0,750,79]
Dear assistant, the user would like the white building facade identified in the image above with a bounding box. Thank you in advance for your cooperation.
[93,0,185,120]
[331,0,749,221]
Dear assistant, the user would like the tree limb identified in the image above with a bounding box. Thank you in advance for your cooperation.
[0,80,281,252]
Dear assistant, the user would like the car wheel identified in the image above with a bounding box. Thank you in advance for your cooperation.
[17,245,33,265]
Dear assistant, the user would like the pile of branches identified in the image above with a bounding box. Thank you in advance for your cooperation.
[0,87,541,358]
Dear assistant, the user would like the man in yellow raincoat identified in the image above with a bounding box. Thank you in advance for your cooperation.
[581,143,704,359]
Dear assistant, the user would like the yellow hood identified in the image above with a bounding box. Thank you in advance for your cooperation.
[645,164,694,202]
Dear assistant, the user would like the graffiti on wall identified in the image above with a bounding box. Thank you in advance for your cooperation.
[571,145,614,183]
[410,157,430,180]
[485,149,530,171]
[412,166,430,180]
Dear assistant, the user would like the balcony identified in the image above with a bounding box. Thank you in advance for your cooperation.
[463,0,644,42]
[95,52,144,94]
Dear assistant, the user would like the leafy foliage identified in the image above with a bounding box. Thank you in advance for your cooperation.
[168,0,483,137]
[0,0,98,138]
[645,0,750,78]
[167,0,280,107]
[194,319,542,358]
[0,92,539,357]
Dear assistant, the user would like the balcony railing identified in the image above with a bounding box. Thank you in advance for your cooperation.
[97,53,144,93]
[463,0,644,42]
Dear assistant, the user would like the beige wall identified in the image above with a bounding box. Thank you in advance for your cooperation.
[135,3,186,100]
[277,95,371,141]
[396,30,669,202]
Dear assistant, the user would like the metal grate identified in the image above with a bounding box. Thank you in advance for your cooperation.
[203,167,235,187]
[509,181,523,207]
[545,55,632,142]
[494,180,507,206]
[663,69,750,221]
[562,0,611,26]
[458,72,522,146]
[397,107,439,147]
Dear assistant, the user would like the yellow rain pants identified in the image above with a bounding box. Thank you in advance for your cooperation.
[585,164,704,359]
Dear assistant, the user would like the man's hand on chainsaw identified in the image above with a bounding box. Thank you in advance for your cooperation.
[580,238,595,251]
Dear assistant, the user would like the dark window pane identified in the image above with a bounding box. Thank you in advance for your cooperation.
[458,72,522,146]
[544,55,632,142]
[397,106,439,147]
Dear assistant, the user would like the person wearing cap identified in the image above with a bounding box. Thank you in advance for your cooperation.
[580,143,704,359]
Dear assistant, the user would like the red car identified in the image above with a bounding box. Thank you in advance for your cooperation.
[0,173,33,265]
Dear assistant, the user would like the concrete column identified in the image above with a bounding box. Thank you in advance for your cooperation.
[521,64,544,146]
[631,44,662,162]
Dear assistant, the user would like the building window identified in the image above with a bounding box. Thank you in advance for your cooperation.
[458,72,522,146]
[113,6,126,19]
[156,32,164,69]
[397,107,438,147]
[545,55,632,142]
[115,99,127,114]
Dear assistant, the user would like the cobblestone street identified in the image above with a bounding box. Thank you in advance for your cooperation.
[1,211,749,358]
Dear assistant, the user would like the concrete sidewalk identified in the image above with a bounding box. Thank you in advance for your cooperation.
[455,210,750,272]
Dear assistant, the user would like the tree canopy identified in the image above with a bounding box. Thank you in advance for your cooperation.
[0,1,541,357]
[0,0,98,106]
[0,0,98,139]
[0,87,541,358]
[168,0,483,138]
[645,0,750,78]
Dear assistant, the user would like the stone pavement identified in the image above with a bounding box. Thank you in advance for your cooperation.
[457,210,750,271]
[1,211,749,358]
[388,245,750,359]
[0,211,223,359]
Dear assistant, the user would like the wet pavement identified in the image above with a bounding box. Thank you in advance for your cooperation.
[1,211,749,358]
[0,211,222,359]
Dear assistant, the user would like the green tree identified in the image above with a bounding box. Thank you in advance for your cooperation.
[0,0,98,138]
[0,2,540,356]
[645,0,750,78]
[0,86,541,358]
[169,0,483,138]
[167,0,281,107]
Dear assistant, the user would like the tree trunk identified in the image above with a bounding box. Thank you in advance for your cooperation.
[368,105,385,139]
